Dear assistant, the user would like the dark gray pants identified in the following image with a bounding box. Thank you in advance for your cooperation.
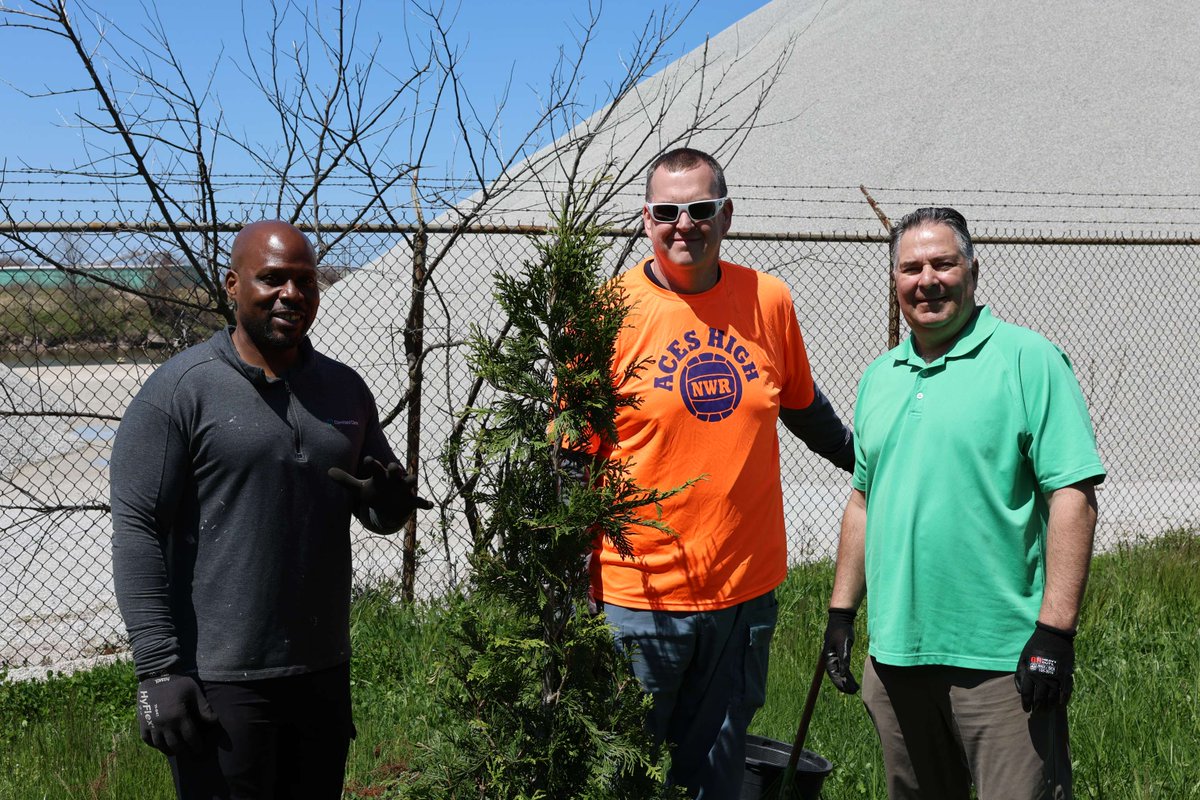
[862,657,1071,800]
[167,662,354,800]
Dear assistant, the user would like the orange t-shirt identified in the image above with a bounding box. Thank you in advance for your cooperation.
[591,258,816,611]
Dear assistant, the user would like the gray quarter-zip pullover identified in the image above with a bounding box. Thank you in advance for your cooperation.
[111,328,401,680]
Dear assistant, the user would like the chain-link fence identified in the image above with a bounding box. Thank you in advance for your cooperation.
[2,215,1197,670]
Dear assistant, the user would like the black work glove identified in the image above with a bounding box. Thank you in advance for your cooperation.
[823,607,860,694]
[556,449,592,506]
[1015,621,1076,712]
[136,673,218,756]
[328,456,434,520]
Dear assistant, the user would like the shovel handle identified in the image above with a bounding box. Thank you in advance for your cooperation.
[786,642,827,773]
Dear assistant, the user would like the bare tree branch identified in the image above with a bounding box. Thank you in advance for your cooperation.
[0,0,796,606]
[0,410,122,421]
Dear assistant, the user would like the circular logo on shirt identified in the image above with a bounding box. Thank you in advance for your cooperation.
[681,352,742,422]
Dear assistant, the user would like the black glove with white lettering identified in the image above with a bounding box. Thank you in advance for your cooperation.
[329,456,434,522]
[823,607,860,694]
[1015,621,1076,712]
[136,673,218,756]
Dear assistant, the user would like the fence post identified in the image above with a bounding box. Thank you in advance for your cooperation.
[859,186,899,348]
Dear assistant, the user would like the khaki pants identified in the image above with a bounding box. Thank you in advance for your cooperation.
[862,657,1071,800]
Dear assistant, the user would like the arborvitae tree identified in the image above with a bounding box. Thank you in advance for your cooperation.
[412,208,690,799]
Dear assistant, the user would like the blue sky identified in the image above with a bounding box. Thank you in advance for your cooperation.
[0,0,770,196]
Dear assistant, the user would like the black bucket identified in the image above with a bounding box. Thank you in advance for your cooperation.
[741,734,833,800]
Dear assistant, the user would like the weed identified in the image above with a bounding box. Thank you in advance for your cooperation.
[3,533,1198,799]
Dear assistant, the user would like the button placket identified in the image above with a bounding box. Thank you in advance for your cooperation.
[909,373,925,417]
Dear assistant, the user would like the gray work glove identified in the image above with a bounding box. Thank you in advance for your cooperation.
[823,607,860,694]
[137,673,218,756]
[328,456,433,520]
[1015,621,1076,712]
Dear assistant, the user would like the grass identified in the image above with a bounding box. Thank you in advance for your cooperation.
[755,530,1200,799]
[0,659,167,798]
[2,532,1198,799]
[754,553,889,799]
[1068,531,1200,798]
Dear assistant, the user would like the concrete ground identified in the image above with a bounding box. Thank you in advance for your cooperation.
[0,361,466,677]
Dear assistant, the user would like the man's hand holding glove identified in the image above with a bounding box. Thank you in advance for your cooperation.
[329,456,434,524]
[137,673,218,755]
[1015,621,1076,712]
[823,607,860,694]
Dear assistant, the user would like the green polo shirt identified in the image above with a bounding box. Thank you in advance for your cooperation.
[851,306,1105,670]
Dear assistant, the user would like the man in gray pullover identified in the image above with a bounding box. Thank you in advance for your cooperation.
[110,220,430,798]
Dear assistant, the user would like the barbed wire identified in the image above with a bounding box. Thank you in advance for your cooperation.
[5,169,1200,199]
[3,172,1198,232]
[4,198,1198,223]
[2,208,1196,229]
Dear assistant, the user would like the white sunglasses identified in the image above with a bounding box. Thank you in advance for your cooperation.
[645,197,728,223]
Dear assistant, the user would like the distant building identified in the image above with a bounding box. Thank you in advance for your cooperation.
[0,263,158,290]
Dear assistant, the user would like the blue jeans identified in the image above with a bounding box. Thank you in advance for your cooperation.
[604,591,778,799]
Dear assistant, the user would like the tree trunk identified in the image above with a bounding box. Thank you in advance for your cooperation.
[401,228,427,602]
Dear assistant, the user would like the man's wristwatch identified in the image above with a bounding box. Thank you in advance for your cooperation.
[138,667,175,681]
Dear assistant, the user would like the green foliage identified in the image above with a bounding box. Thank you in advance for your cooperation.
[0,281,223,350]
[754,530,1200,799]
[0,660,173,800]
[754,562,888,799]
[406,596,671,799]
[0,660,135,749]
[1,284,149,348]
[3,533,1199,797]
[418,208,687,798]
[343,587,461,797]
[1068,529,1200,797]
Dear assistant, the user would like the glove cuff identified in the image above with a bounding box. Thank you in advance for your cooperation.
[828,607,857,625]
[1035,620,1076,640]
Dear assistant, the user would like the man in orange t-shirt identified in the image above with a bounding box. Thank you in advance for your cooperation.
[592,148,853,798]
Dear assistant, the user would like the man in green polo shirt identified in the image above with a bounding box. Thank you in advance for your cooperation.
[821,207,1105,799]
